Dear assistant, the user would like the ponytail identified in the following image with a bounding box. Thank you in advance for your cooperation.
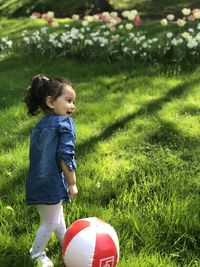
[24,74,73,116]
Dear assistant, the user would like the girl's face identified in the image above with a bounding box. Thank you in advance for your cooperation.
[46,85,76,116]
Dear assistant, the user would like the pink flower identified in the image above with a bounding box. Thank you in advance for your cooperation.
[133,16,142,26]
[188,14,195,21]
[41,13,49,20]
[96,13,107,21]
[115,16,122,23]
[41,13,54,24]
[30,12,41,19]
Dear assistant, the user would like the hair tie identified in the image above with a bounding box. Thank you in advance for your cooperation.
[41,76,49,81]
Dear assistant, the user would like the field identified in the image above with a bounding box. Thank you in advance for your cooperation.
[0,15,200,267]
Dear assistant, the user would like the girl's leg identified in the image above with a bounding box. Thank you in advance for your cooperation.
[31,201,64,256]
[54,204,67,244]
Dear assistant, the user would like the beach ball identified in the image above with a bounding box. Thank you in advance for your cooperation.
[62,217,120,267]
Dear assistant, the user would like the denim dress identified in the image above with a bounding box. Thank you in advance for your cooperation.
[26,114,76,205]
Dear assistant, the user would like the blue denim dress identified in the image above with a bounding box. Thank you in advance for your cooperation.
[26,114,76,205]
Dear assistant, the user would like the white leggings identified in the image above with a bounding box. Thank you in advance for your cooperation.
[31,201,66,256]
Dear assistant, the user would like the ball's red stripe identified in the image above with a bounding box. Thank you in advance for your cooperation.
[92,232,118,267]
[62,220,90,256]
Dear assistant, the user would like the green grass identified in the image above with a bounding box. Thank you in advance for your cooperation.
[1,0,200,18]
[0,54,200,267]
[0,18,200,267]
[110,0,200,16]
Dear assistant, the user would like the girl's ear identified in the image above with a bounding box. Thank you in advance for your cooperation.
[46,96,55,109]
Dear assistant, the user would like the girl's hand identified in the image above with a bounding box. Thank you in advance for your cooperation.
[68,184,78,198]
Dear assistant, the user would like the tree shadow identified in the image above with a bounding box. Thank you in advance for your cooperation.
[133,0,200,18]
[148,120,200,152]
[77,76,200,156]
[179,105,200,116]
[0,247,33,267]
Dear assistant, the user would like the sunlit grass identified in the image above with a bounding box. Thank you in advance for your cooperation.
[0,24,200,267]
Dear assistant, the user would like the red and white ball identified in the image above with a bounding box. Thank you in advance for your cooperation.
[62,217,120,267]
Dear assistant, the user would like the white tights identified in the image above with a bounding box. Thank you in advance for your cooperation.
[31,201,66,256]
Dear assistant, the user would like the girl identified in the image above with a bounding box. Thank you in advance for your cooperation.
[24,74,78,267]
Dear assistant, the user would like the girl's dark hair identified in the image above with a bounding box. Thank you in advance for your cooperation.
[24,74,73,116]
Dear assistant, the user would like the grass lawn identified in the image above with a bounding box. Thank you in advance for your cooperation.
[0,18,200,267]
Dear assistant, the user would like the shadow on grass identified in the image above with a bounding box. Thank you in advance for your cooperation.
[1,55,200,266]
[148,120,200,151]
[77,75,200,156]
[0,53,198,109]
[133,0,200,17]
[0,248,33,267]
[179,105,200,116]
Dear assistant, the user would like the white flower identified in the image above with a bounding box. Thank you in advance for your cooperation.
[57,42,63,48]
[181,32,190,40]
[193,9,200,19]
[47,11,54,18]
[123,47,129,53]
[167,14,175,20]
[122,10,137,20]
[92,15,99,21]
[23,37,30,44]
[6,40,12,48]
[177,19,186,27]
[82,21,89,27]
[188,28,194,33]
[60,33,68,42]
[166,32,173,38]
[181,8,191,16]
[84,39,93,45]
[84,15,94,22]
[177,38,183,44]
[103,31,110,36]
[152,38,158,42]
[40,27,47,33]
[142,42,148,48]
[125,23,133,30]
[51,21,59,27]
[171,38,178,46]
[119,25,124,30]
[187,39,198,48]
[96,181,101,188]
[21,30,28,36]
[160,18,168,26]
[195,33,200,41]
[110,11,118,18]
[79,33,84,40]
[134,37,141,44]
[197,23,200,30]
[102,12,110,18]
[72,14,80,21]
[129,32,135,39]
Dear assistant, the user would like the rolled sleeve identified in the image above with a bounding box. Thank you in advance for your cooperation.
[57,117,77,171]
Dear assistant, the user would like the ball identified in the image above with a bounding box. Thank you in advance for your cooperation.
[62,217,120,267]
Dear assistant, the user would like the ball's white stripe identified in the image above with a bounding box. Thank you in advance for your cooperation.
[64,226,96,267]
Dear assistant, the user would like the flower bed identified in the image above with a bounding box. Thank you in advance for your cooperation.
[1,8,200,63]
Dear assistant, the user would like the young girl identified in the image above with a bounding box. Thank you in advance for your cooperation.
[24,74,78,267]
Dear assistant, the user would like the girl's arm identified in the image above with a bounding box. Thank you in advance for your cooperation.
[61,160,78,198]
